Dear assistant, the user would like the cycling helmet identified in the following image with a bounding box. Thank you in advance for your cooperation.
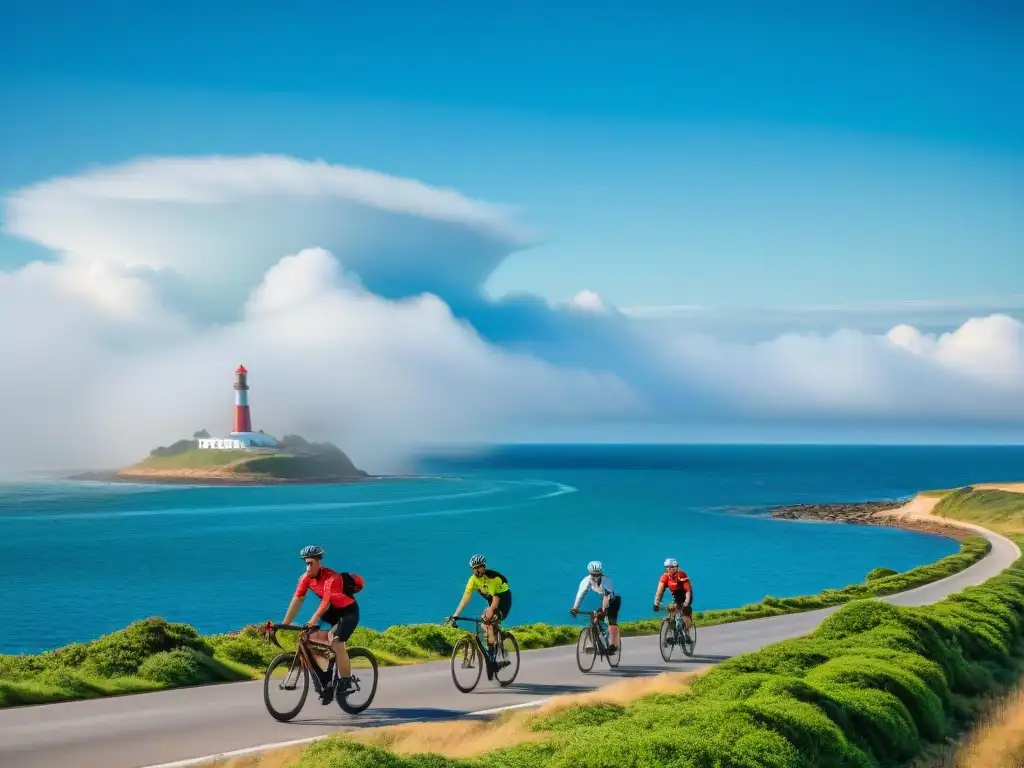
[587,560,603,575]
[664,558,679,568]
[469,554,487,568]
[300,545,325,559]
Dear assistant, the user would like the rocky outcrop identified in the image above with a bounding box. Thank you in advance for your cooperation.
[770,500,904,522]
[769,499,969,539]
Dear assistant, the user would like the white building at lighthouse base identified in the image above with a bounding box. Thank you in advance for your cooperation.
[198,431,280,450]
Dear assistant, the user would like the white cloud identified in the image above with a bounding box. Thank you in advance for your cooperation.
[567,289,610,314]
[1,154,1023,473]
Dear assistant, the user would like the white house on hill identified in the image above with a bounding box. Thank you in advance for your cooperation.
[198,431,279,451]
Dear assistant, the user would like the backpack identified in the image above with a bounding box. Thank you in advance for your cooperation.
[340,572,364,597]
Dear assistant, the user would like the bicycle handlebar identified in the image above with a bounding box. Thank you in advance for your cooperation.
[262,621,320,649]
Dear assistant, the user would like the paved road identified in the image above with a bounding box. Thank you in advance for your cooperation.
[1,523,1018,768]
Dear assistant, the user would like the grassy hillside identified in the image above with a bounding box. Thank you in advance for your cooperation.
[933,487,1024,534]
[0,536,989,709]
[134,449,255,470]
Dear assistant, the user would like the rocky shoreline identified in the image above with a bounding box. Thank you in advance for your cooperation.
[768,499,969,539]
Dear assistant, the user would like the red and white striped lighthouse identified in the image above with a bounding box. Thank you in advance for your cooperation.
[233,364,253,433]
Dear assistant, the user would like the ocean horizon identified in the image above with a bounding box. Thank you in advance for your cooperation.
[2,442,1022,656]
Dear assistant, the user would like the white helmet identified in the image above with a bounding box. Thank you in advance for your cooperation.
[664,558,678,567]
[587,560,603,575]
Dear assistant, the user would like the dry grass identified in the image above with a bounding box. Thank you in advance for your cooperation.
[350,670,697,758]
[209,746,307,768]
[204,670,698,767]
[929,686,1024,768]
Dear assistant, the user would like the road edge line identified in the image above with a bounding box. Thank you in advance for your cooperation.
[134,698,551,768]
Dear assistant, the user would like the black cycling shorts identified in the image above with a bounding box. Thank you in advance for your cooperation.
[492,590,512,620]
[671,589,693,617]
[320,602,360,642]
[605,594,622,626]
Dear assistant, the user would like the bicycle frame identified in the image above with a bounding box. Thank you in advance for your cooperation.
[577,609,610,653]
[450,615,501,663]
[265,622,335,697]
[667,604,684,631]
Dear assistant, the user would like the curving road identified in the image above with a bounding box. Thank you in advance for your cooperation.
[0,523,1018,768]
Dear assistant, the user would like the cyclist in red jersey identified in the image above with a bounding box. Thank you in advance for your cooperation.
[281,545,363,704]
[652,558,695,640]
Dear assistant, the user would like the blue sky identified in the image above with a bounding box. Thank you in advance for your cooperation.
[1,0,1022,312]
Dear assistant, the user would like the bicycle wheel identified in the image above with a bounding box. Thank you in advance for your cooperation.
[681,623,697,657]
[263,652,309,722]
[451,635,483,693]
[658,618,675,662]
[576,626,597,672]
[494,631,520,687]
[337,648,379,714]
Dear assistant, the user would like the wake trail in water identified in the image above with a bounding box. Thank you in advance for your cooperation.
[0,481,512,523]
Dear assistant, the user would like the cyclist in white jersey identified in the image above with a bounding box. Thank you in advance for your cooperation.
[569,560,621,653]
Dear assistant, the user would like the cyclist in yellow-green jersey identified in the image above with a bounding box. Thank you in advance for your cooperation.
[448,554,512,647]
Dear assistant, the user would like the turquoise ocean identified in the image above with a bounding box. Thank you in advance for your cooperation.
[2,443,1022,655]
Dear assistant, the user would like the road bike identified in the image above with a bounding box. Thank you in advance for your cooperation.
[572,609,621,672]
[445,614,520,692]
[656,604,697,661]
[262,622,379,720]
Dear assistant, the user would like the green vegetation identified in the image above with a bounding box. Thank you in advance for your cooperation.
[0,618,258,707]
[616,535,989,637]
[286,535,1024,768]
[136,449,254,469]
[934,487,1024,533]
[919,489,956,499]
[866,567,899,582]
[0,536,989,709]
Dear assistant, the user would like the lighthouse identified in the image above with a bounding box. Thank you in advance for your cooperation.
[197,364,279,451]
[233,365,253,433]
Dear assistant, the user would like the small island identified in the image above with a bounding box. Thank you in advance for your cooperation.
[76,364,371,485]
[114,431,370,485]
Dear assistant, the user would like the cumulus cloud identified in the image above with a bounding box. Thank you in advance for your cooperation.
[1,154,1022,473]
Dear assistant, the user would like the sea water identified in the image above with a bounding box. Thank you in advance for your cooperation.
[1,443,1021,655]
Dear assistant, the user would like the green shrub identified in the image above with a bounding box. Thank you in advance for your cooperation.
[137,649,205,686]
[528,702,626,732]
[211,636,278,668]
[81,617,211,677]
[866,567,898,582]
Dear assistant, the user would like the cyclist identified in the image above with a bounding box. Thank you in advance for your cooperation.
[570,560,621,654]
[281,544,363,704]
[448,554,512,655]
[653,557,694,642]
